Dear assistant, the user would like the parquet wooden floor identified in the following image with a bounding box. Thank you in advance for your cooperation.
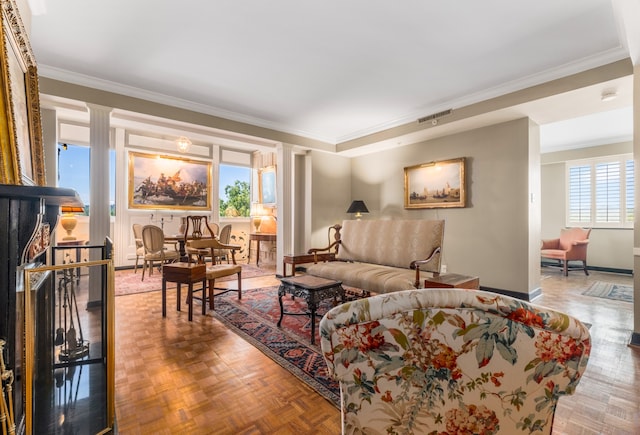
[113,268,640,434]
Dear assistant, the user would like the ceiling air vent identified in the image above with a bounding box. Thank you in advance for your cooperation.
[417,109,452,125]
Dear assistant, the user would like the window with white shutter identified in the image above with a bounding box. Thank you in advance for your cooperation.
[566,155,633,228]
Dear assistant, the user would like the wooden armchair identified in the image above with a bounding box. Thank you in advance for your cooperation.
[541,227,591,276]
[307,224,343,256]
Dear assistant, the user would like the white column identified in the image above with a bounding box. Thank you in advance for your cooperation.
[211,144,221,223]
[87,104,112,245]
[87,104,112,307]
[113,128,127,267]
[276,143,294,276]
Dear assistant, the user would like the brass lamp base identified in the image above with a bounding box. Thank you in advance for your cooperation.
[60,214,78,240]
[253,216,262,233]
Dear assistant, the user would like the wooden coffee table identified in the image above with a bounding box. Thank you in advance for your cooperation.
[277,275,345,344]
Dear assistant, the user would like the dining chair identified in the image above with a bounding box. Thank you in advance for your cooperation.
[141,224,180,281]
[132,223,144,273]
[213,224,232,264]
[183,215,219,265]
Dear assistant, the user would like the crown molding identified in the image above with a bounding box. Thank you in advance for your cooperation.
[37,65,336,144]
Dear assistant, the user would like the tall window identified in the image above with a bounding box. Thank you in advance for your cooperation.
[566,155,634,228]
[58,143,116,216]
[219,164,251,218]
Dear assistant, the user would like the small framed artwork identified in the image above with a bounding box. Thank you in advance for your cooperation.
[0,0,46,185]
[404,157,466,209]
[259,166,276,205]
[128,151,212,210]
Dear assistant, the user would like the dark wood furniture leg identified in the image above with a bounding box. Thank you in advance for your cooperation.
[177,283,182,312]
[162,277,167,317]
[256,239,261,266]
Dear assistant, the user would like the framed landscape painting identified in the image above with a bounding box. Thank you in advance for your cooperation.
[404,157,466,209]
[128,152,212,210]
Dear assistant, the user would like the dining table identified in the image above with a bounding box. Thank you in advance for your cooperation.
[164,234,212,262]
[164,234,242,264]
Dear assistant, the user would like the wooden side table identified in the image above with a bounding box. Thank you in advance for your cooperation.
[282,252,336,277]
[424,273,479,289]
[162,262,206,321]
[248,233,276,266]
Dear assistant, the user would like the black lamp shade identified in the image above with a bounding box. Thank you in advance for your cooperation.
[346,200,369,214]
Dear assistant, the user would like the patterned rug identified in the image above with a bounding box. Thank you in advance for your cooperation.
[210,285,356,408]
[582,281,633,302]
[114,263,275,296]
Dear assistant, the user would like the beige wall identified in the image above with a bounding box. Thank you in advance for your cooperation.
[309,150,351,248]
[341,118,538,296]
[541,141,634,271]
[527,121,542,299]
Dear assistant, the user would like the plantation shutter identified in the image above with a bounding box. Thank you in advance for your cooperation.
[595,161,621,223]
[568,165,591,224]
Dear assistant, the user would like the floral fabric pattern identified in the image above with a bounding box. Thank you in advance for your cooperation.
[319,289,591,435]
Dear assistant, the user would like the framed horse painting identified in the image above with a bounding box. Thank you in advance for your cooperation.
[128,151,212,210]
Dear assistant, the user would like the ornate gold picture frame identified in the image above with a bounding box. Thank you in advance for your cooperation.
[128,151,212,210]
[404,157,466,209]
[0,0,45,185]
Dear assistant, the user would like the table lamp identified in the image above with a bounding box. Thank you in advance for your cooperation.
[251,203,266,232]
[346,200,369,220]
[60,206,85,240]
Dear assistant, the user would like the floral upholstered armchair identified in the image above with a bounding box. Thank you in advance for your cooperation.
[319,289,591,435]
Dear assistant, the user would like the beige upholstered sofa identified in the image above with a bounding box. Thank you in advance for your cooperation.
[305,219,444,294]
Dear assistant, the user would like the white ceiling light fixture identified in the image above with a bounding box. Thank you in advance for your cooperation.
[601,90,618,102]
[176,136,191,153]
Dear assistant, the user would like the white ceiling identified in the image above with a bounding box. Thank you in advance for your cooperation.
[27,0,635,153]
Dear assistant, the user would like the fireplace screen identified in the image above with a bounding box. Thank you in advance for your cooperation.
[22,248,114,434]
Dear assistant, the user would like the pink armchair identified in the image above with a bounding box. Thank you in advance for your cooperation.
[541,228,591,276]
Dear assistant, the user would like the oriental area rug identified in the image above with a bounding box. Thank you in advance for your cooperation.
[114,263,275,296]
[210,285,352,408]
[582,281,633,303]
